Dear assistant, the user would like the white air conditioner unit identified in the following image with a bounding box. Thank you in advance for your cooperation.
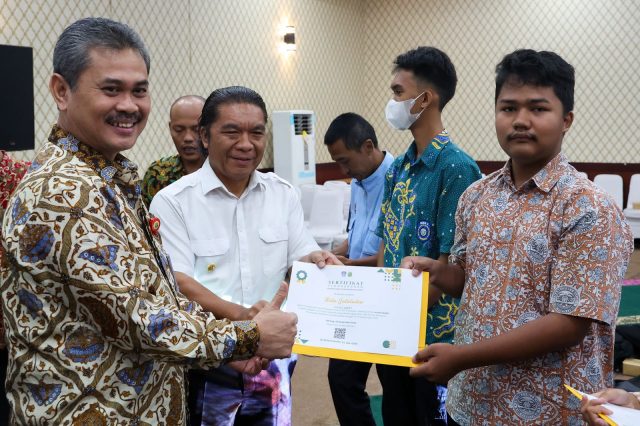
[272,110,316,187]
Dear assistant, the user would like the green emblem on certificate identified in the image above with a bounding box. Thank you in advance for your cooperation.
[296,270,308,284]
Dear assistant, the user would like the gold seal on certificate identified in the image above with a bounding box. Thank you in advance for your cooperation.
[286,261,429,367]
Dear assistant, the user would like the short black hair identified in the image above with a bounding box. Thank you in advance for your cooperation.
[495,49,575,114]
[199,86,267,137]
[324,113,378,150]
[54,17,150,89]
[393,46,457,111]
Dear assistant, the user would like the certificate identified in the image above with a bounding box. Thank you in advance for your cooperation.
[565,384,640,426]
[285,261,429,367]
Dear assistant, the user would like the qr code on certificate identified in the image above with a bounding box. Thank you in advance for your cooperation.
[334,328,346,339]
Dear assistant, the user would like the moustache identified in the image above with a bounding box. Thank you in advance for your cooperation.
[508,132,536,141]
[106,112,143,124]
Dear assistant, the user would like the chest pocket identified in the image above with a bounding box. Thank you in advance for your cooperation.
[190,238,229,276]
[259,226,289,280]
[362,221,382,257]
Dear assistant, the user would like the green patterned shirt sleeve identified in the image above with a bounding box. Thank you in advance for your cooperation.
[141,155,185,207]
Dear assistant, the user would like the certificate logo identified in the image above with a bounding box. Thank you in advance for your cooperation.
[341,271,353,278]
[295,329,309,344]
[377,268,402,290]
[296,270,308,284]
[382,340,396,349]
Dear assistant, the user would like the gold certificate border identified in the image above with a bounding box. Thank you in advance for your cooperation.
[293,271,429,367]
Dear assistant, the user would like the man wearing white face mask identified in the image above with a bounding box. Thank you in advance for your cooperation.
[375,47,481,426]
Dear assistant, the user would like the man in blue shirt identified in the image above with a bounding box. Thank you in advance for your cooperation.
[324,113,394,425]
[376,47,481,425]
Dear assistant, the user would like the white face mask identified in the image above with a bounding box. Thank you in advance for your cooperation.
[385,92,426,130]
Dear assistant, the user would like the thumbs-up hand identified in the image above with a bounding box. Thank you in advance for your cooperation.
[269,281,289,309]
[253,282,297,360]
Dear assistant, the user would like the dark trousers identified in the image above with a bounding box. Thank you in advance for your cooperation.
[328,358,378,426]
[376,364,447,426]
[187,369,207,426]
[447,414,461,426]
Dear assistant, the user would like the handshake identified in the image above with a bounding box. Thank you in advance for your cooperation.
[229,282,298,375]
[228,250,340,374]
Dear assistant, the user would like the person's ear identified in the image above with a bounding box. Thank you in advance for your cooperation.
[200,127,210,149]
[413,88,435,113]
[49,73,71,111]
[362,139,374,155]
[422,88,439,110]
[562,111,574,134]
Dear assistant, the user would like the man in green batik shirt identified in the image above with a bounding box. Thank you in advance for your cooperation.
[375,46,481,426]
[141,95,207,206]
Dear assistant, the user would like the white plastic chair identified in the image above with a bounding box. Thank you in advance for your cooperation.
[308,186,345,249]
[323,180,349,188]
[324,180,351,225]
[624,174,640,238]
[593,174,623,208]
[299,183,320,222]
[625,174,640,210]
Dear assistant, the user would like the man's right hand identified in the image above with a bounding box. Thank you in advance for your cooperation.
[253,282,297,359]
[580,388,640,425]
[400,256,442,278]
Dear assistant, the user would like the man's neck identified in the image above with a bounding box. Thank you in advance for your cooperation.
[361,150,386,182]
[510,155,557,189]
[224,179,251,198]
[181,156,205,174]
[510,164,540,189]
[410,113,444,158]
[210,164,252,198]
[55,120,118,160]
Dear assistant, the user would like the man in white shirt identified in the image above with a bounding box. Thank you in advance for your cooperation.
[151,86,337,425]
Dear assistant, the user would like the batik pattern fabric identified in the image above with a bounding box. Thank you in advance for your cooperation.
[376,130,481,344]
[0,126,259,425]
[0,151,31,349]
[141,154,185,206]
[446,153,634,425]
[0,151,30,210]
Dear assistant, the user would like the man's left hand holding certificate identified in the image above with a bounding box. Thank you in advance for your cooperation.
[285,261,429,367]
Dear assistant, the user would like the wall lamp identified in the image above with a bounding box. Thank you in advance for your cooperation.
[284,26,296,51]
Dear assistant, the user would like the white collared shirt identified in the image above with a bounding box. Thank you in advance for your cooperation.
[150,161,319,306]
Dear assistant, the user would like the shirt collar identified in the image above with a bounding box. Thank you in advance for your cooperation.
[357,151,394,192]
[48,125,141,203]
[405,130,451,169]
[498,152,570,193]
[200,161,263,197]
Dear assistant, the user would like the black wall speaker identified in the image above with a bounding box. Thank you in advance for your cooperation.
[0,44,35,152]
